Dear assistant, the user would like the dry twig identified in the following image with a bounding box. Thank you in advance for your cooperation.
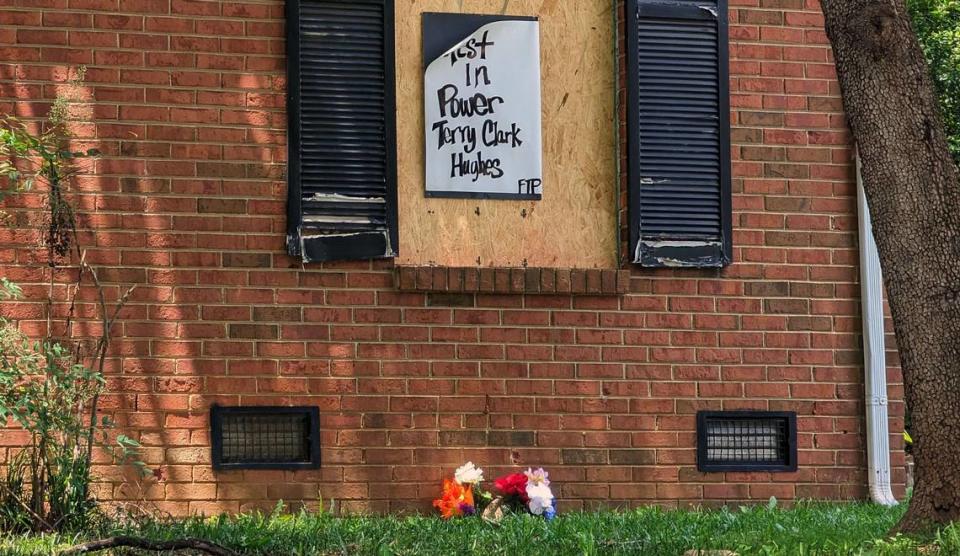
[59,536,240,556]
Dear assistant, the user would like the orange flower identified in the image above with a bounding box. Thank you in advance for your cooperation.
[432,478,475,519]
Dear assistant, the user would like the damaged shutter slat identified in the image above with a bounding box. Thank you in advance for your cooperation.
[287,0,398,262]
[627,0,732,267]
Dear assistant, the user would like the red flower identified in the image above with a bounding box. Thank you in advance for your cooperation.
[494,472,529,502]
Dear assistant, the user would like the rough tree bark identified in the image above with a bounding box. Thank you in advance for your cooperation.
[819,0,960,533]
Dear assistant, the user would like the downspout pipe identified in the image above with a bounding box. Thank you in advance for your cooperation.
[857,152,898,506]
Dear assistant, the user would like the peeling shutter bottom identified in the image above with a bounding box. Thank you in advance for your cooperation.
[635,239,728,268]
[299,230,394,263]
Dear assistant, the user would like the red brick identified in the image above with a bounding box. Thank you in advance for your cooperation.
[0,0,896,515]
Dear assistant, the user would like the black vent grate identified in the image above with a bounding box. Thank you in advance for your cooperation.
[287,0,397,262]
[211,407,320,470]
[697,411,797,472]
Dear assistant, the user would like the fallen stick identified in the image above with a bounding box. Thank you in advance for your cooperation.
[59,536,239,555]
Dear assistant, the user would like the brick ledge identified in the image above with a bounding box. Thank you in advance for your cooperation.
[395,266,630,295]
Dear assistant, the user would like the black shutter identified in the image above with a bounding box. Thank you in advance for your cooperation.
[286,0,398,263]
[626,0,732,267]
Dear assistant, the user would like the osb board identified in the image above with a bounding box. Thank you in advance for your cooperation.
[395,0,617,269]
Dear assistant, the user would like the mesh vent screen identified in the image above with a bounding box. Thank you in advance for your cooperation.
[704,418,786,464]
[212,407,319,468]
[697,412,796,471]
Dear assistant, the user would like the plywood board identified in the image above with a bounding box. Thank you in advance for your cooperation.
[395,0,617,269]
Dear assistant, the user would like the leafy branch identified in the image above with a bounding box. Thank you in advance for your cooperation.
[0,67,145,533]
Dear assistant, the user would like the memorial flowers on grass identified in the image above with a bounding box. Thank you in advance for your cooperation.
[493,468,556,519]
[523,467,555,519]
[434,463,556,522]
[433,462,486,519]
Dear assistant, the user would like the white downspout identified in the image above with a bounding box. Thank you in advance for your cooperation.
[857,152,898,506]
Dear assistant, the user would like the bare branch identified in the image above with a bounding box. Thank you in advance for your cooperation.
[59,536,239,556]
[0,482,53,532]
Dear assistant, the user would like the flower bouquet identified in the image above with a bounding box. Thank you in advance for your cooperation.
[433,462,556,523]
[432,462,485,519]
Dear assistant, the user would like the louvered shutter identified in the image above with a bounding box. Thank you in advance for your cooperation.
[626,0,732,267]
[286,0,398,263]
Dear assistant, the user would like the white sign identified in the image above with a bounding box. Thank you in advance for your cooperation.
[424,19,543,200]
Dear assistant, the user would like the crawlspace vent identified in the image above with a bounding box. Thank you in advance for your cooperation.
[697,411,797,472]
[211,406,320,470]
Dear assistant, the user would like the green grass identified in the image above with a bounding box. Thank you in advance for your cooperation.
[0,501,953,555]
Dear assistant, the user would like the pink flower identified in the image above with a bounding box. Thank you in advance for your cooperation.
[524,467,550,487]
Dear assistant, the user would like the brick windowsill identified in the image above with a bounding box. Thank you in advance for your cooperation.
[395,266,630,295]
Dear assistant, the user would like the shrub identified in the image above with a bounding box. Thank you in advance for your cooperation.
[0,279,142,533]
[0,71,141,533]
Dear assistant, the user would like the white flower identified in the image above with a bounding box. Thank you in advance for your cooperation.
[454,461,484,485]
[526,481,554,516]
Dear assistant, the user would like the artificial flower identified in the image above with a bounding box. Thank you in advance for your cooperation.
[433,478,475,519]
[525,481,554,516]
[494,472,529,502]
[544,505,556,521]
[455,461,485,485]
[524,467,550,487]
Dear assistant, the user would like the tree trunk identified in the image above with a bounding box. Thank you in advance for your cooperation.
[819,0,960,533]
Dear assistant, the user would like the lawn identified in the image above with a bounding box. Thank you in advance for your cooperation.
[1,500,955,555]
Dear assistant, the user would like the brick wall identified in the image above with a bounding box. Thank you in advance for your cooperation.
[0,0,906,515]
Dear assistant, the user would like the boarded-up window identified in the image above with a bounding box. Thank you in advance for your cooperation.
[286,0,398,263]
[626,0,732,267]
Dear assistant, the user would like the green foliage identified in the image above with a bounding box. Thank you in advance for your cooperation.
[0,285,142,533]
[0,66,99,257]
[0,116,101,258]
[0,280,21,302]
[0,501,935,555]
[47,66,87,128]
[0,321,96,531]
[908,0,960,163]
[0,68,140,533]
